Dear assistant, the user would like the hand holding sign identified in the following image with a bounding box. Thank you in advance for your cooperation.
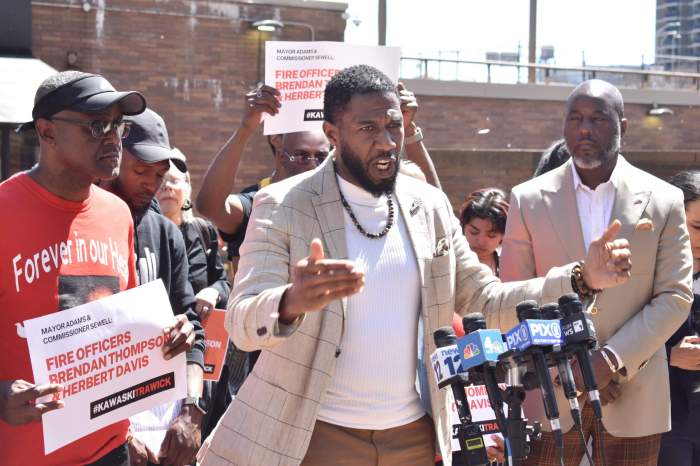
[397,82,418,130]
[241,85,281,134]
[162,314,195,361]
[0,379,64,425]
[194,287,219,319]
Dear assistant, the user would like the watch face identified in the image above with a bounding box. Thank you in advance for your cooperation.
[185,397,207,414]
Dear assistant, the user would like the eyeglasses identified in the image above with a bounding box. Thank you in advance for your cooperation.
[51,116,131,139]
[283,150,329,165]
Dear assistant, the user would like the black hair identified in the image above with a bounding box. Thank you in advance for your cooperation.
[670,170,700,206]
[323,65,398,124]
[459,188,509,234]
[533,139,570,178]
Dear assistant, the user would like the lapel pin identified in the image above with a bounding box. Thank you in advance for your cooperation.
[410,199,422,216]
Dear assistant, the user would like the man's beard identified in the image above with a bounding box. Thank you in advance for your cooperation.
[568,131,620,170]
[340,142,398,197]
[109,178,151,217]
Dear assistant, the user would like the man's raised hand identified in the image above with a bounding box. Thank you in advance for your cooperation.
[241,84,282,134]
[279,238,364,324]
[397,82,418,130]
[583,219,632,290]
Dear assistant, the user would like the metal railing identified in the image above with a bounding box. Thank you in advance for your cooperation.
[400,56,700,90]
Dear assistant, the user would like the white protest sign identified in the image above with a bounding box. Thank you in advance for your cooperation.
[24,280,187,454]
[448,384,507,450]
[263,41,401,135]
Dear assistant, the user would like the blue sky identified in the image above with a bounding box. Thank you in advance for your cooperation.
[341,0,656,67]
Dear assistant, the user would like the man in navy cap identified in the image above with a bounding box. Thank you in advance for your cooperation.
[102,108,206,466]
[0,71,196,466]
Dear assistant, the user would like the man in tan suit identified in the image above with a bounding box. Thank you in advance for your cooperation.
[501,79,694,466]
[198,67,633,466]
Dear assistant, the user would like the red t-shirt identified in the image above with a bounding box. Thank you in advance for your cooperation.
[0,173,137,466]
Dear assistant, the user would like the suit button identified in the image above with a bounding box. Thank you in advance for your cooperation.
[257,327,267,336]
[335,347,342,358]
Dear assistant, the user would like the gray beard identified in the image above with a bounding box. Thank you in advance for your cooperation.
[569,133,620,170]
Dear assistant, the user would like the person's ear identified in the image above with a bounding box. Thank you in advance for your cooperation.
[620,118,628,138]
[35,119,57,147]
[323,121,339,149]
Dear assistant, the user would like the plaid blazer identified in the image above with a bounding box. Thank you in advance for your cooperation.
[199,157,578,466]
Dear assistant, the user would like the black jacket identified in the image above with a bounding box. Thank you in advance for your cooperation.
[180,219,230,306]
[133,201,205,367]
[667,275,700,433]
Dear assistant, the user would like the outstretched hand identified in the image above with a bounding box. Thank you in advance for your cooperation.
[582,220,632,290]
[279,238,364,324]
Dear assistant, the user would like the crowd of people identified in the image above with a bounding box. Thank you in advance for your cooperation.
[0,63,697,466]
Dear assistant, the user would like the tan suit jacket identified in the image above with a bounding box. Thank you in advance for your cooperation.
[500,156,693,437]
[199,157,581,466]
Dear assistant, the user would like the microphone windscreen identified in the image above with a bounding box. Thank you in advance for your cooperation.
[558,293,582,316]
[433,326,457,347]
[516,300,540,321]
[540,303,561,320]
[462,312,486,334]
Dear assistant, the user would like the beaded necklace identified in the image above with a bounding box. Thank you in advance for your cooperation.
[334,161,394,239]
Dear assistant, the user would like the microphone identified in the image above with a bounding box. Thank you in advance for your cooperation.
[505,301,564,450]
[540,303,582,428]
[558,293,603,420]
[433,327,489,466]
[459,313,508,435]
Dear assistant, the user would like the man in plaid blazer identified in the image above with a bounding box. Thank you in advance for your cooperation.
[198,66,633,466]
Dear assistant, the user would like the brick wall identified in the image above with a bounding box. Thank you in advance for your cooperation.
[30,0,346,193]
[413,94,700,152]
[27,1,700,213]
[433,149,700,213]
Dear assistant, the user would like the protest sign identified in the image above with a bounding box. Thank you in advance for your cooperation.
[202,308,228,382]
[24,279,187,454]
[263,41,401,135]
[448,383,507,451]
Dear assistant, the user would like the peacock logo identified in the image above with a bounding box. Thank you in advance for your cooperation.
[462,342,481,360]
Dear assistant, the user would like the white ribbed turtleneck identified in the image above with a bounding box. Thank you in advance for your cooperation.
[316,175,424,430]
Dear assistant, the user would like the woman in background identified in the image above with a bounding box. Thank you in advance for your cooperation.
[659,170,700,466]
[452,188,509,339]
[459,188,509,277]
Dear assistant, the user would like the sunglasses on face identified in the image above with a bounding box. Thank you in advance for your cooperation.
[51,116,131,139]
[283,149,329,165]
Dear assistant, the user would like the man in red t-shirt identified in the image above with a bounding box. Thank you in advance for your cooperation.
[0,71,194,466]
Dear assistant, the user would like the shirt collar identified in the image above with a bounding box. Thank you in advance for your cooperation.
[571,156,621,192]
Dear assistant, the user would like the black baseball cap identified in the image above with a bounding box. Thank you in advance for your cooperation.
[17,73,146,131]
[123,108,187,172]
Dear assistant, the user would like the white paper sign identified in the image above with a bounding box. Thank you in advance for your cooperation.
[448,384,507,450]
[264,41,401,135]
[24,280,187,454]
